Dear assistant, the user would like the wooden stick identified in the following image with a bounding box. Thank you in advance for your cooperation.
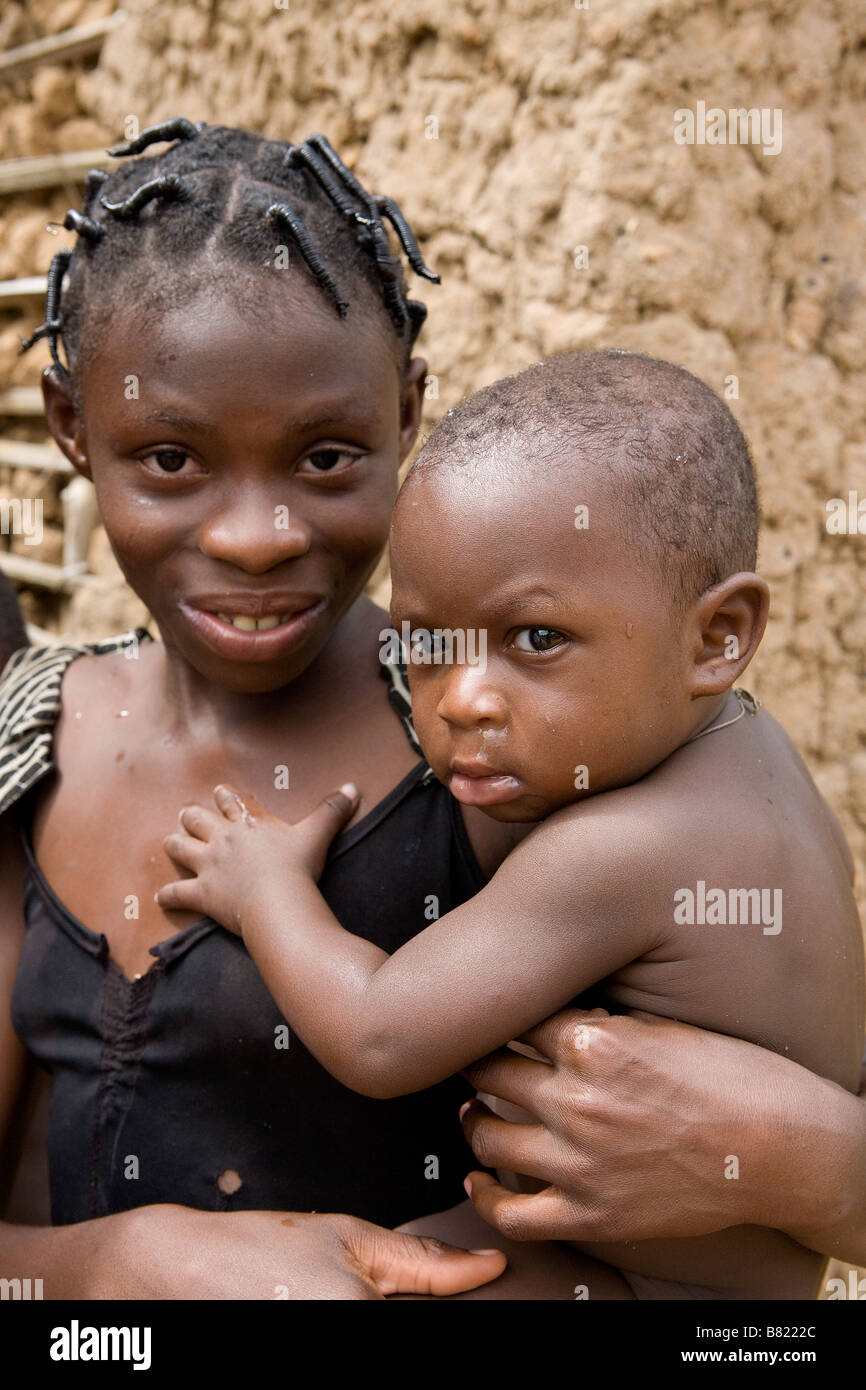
[0,439,72,473]
[0,11,126,79]
[0,276,47,303]
[0,552,103,592]
[0,388,44,416]
[24,621,62,645]
[61,475,99,570]
[0,149,118,195]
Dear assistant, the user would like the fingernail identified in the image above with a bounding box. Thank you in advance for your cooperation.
[463,1177,472,1196]
[469,1248,499,1256]
[458,1101,471,1119]
[340,782,358,799]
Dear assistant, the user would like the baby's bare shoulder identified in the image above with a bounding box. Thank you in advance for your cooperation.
[529,705,853,934]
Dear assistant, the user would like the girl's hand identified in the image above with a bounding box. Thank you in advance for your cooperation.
[156,782,358,934]
[100,1204,506,1300]
[459,1007,857,1246]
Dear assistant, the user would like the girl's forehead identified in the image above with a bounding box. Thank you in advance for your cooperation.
[81,277,403,409]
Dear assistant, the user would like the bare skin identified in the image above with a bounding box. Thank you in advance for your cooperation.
[0,276,516,1297]
[159,458,864,1299]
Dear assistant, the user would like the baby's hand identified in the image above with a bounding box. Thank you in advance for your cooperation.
[156,782,358,935]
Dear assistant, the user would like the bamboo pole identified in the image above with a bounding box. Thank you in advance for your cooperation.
[0,440,72,473]
[0,12,126,79]
[0,552,102,592]
[0,149,118,195]
[25,621,62,645]
[0,276,47,303]
[0,388,44,416]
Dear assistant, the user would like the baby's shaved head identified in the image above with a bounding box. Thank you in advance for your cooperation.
[404,350,759,610]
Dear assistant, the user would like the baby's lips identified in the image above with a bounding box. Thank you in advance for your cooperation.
[447,769,523,807]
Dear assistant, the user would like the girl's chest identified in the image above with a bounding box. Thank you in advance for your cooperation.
[32,696,420,980]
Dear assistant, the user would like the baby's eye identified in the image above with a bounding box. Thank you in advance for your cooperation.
[298,448,359,474]
[140,448,194,475]
[408,628,449,660]
[511,627,568,653]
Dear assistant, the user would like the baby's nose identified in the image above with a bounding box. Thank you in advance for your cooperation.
[436,666,508,729]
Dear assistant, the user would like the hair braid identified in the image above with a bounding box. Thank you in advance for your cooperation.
[19,119,439,393]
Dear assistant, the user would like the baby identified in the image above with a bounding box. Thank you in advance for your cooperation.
[158,350,864,1299]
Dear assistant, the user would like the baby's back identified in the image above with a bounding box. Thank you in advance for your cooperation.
[567,705,864,1297]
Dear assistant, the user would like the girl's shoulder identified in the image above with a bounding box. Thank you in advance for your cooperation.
[0,626,153,818]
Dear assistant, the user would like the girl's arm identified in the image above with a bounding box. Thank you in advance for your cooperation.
[158,783,658,1098]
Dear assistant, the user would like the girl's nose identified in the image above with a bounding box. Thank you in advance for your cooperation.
[436,665,508,730]
[198,499,312,573]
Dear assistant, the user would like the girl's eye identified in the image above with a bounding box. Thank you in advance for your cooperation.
[141,449,193,475]
[299,448,358,474]
[511,627,568,653]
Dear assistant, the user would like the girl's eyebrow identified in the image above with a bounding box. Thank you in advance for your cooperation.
[292,402,381,432]
[143,408,207,431]
[141,404,379,434]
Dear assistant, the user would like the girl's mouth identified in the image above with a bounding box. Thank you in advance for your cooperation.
[215,611,293,632]
[180,600,327,662]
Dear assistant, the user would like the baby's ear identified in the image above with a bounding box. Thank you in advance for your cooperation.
[41,365,91,480]
[688,572,770,697]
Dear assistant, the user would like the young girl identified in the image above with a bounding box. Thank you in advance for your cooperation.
[0,117,575,1298]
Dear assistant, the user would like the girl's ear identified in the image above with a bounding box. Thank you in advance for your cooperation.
[398,356,427,463]
[41,366,92,480]
[689,572,770,698]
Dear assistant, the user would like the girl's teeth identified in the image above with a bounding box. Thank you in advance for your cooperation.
[215,612,289,631]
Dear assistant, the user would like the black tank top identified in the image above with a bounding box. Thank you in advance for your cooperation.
[1,631,486,1228]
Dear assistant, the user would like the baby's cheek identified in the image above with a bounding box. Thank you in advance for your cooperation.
[407,695,447,766]
[528,750,586,807]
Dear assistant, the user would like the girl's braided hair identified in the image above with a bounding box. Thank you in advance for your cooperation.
[20,119,439,400]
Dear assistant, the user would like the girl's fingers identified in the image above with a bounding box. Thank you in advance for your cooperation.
[178,804,215,840]
[341,1218,506,1297]
[464,1171,574,1244]
[460,1048,551,1113]
[458,1099,551,1179]
[162,831,204,870]
[516,1008,611,1065]
[155,877,203,913]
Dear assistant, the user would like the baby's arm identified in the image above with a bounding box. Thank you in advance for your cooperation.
[158,783,658,1098]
